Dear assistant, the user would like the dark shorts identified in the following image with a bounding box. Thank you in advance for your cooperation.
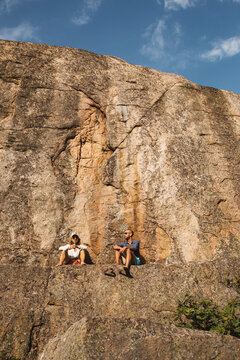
[68,258,81,265]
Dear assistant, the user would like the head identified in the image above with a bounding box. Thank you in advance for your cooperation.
[70,232,80,245]
[124,229,134,241]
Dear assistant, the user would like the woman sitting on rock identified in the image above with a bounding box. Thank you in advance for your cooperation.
[57,232,87,266]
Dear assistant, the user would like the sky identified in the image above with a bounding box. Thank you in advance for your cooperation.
[0,0,240,94]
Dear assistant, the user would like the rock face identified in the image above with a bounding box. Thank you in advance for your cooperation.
[0,40,240,359]
[40,318,240,360]
[0,40,239,266]
[1,260,240,359]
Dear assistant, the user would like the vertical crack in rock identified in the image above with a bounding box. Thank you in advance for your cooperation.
[26,268,51,359]
[75,138,82,178]
[5,56,36,122]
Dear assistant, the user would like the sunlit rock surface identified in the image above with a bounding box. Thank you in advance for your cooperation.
[1,261,240,359]
[0,40,239,359]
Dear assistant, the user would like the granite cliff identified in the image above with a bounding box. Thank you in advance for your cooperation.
[0,40,240,359]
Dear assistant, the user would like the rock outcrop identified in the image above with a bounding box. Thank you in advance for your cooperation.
[1,260,240,359]
[40,318,240,360]
[0,40,239,359]
[1,40,240,266]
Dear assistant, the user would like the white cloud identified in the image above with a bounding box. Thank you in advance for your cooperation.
[72,0,103,26]
[219,0,240,3]
[141,20,167,60]
[0,0,39,13]
[0,22,38,41]
[0,0,19,12]
[174,22,181,35]
[159,0,240,9]
[201,36,240,61]
[140,18,188,69]
[164,0,197,10]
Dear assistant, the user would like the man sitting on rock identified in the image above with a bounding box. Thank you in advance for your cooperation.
[57,232,87,266]
[113,229,140,275]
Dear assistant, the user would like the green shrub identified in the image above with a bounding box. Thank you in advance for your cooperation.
[175,294,240,338]
[223,274,240,294]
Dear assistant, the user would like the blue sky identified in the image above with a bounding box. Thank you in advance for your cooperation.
[0,0,240,94]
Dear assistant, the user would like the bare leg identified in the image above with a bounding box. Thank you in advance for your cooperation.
[80,249,86,265]
[56,250,69,266]
[124,248,132,269]
[114,246,121,265]
[124,249,136,269]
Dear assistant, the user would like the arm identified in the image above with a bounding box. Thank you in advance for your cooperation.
[59,244,69,251]
[113,243,127,253]
[78,244,87,250]
[124,241,139,251]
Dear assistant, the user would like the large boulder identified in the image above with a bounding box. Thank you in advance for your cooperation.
[0,40,239,360]
[0,40,239,266]
[40,317,240,360]
[1,260,240,359]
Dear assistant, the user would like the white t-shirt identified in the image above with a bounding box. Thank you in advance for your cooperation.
[59,244,87,259]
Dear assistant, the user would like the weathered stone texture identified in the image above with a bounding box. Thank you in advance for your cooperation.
[0,40,240,359]
[1,260,240,360]
[40,318,240,360]
[1,40,239,266]
[0,259,240,360]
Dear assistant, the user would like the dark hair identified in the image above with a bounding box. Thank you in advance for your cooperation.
[69,235,80,245]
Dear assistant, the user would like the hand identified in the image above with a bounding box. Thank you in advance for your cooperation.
[119,247,126,254]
